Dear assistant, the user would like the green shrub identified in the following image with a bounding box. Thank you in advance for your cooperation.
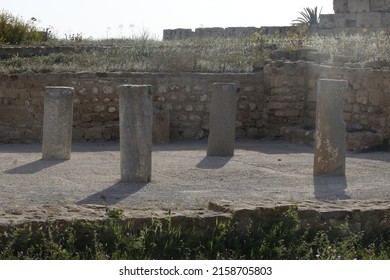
[0,10,51,45]
[1,207,389,260]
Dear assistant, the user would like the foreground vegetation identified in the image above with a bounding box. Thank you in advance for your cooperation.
[1,207,389,260]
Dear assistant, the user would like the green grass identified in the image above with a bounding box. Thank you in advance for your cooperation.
[1,207,389,260]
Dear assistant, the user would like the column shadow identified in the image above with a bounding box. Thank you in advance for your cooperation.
[196,156,233,169]
[77,182,146,206]
[5,159,65,174]
[313,176,351,200]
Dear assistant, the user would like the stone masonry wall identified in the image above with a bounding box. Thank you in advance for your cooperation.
[163,26,296,40]
[0,72,265,143]
[319,0,390,34]
[306,63,390,140]
[1,63,390,145]
[2,200,390,236]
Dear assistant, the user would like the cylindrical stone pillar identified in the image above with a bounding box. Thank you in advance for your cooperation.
[119,85,153,183]
[42,86,74,160]
[207,83,239,157]
[314,79,348,176]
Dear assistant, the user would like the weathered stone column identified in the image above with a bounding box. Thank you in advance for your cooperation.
[119,85,153,183]
[314,79,348,176]
[207,83,239,156]
[42,86,74,160]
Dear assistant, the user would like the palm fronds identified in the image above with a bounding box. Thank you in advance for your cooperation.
[292,6,322,26]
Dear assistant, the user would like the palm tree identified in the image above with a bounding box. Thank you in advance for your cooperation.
[292,6,322,26]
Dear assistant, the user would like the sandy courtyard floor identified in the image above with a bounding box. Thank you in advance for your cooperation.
[0,139,389,210]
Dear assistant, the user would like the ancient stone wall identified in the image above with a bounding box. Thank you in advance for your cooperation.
[2,201,390,236]
[164,1,390,39]
[0,72,264,143]
[163,26,295,40]
[319,0,390,34]
[1,63,389,146]
[306,63,390,141]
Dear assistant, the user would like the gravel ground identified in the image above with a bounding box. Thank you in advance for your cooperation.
[0,139,389,211]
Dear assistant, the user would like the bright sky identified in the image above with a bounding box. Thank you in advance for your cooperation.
[2,0,333,39]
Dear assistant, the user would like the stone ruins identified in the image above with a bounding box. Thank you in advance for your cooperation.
[163,26,296,40]
[118,85,153,183]
[36,79,353,179]
[1,61,388,151]
[207,83,239,157]
[314,79,348,176]
[319,0,390,34]
[0,0,389,181]
[164,0,390,39]
[42,86,74,160]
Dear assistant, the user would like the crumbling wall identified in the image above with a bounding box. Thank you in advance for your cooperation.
[163,26,296,40]
[0,72,264,143]
[1,63,390,145]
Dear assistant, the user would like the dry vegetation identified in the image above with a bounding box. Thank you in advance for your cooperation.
[307,31,390,63]
[1,29,390,74]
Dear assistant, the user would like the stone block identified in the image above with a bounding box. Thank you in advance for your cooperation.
[347,131,383,151]
[195,27,224,38]
[356,90,368,104]
[247,128,260,138]
[334,13,357,28]
[382,92,390,106]
[319,14,336,29]
[153,109,170,144]
[274,110,284,117]
[284,109,300,117]
[207,83,239,157]
[314,79,348,176]
[42,87,74,160]
[356,13,382,28]
[370,0,390,12]
[334,0,349,13]
[118,84,153,183]
[281,126,313,145]
[85,126,103,141]
[268,102,286,109]
[81,114,92,123]
[348,0,370,12]
[72,127,84,140]
[382,13,390,26]
[251,112,261,120]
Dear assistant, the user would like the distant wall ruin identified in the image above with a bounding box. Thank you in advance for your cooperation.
[164,0,390,40]
[163,26,297,40]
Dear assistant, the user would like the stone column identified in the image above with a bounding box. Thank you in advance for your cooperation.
[314,79,348,176]
[119,85,153,183]
[42,86,74,160]
[207,83,239,156]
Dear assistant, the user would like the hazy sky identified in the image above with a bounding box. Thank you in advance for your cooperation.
[2,0,333,39]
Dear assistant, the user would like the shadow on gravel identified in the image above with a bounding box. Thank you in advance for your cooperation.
[5,159,65,174]
[77,182,146,205]
[196,156,232,169]
[313,176,350,200]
